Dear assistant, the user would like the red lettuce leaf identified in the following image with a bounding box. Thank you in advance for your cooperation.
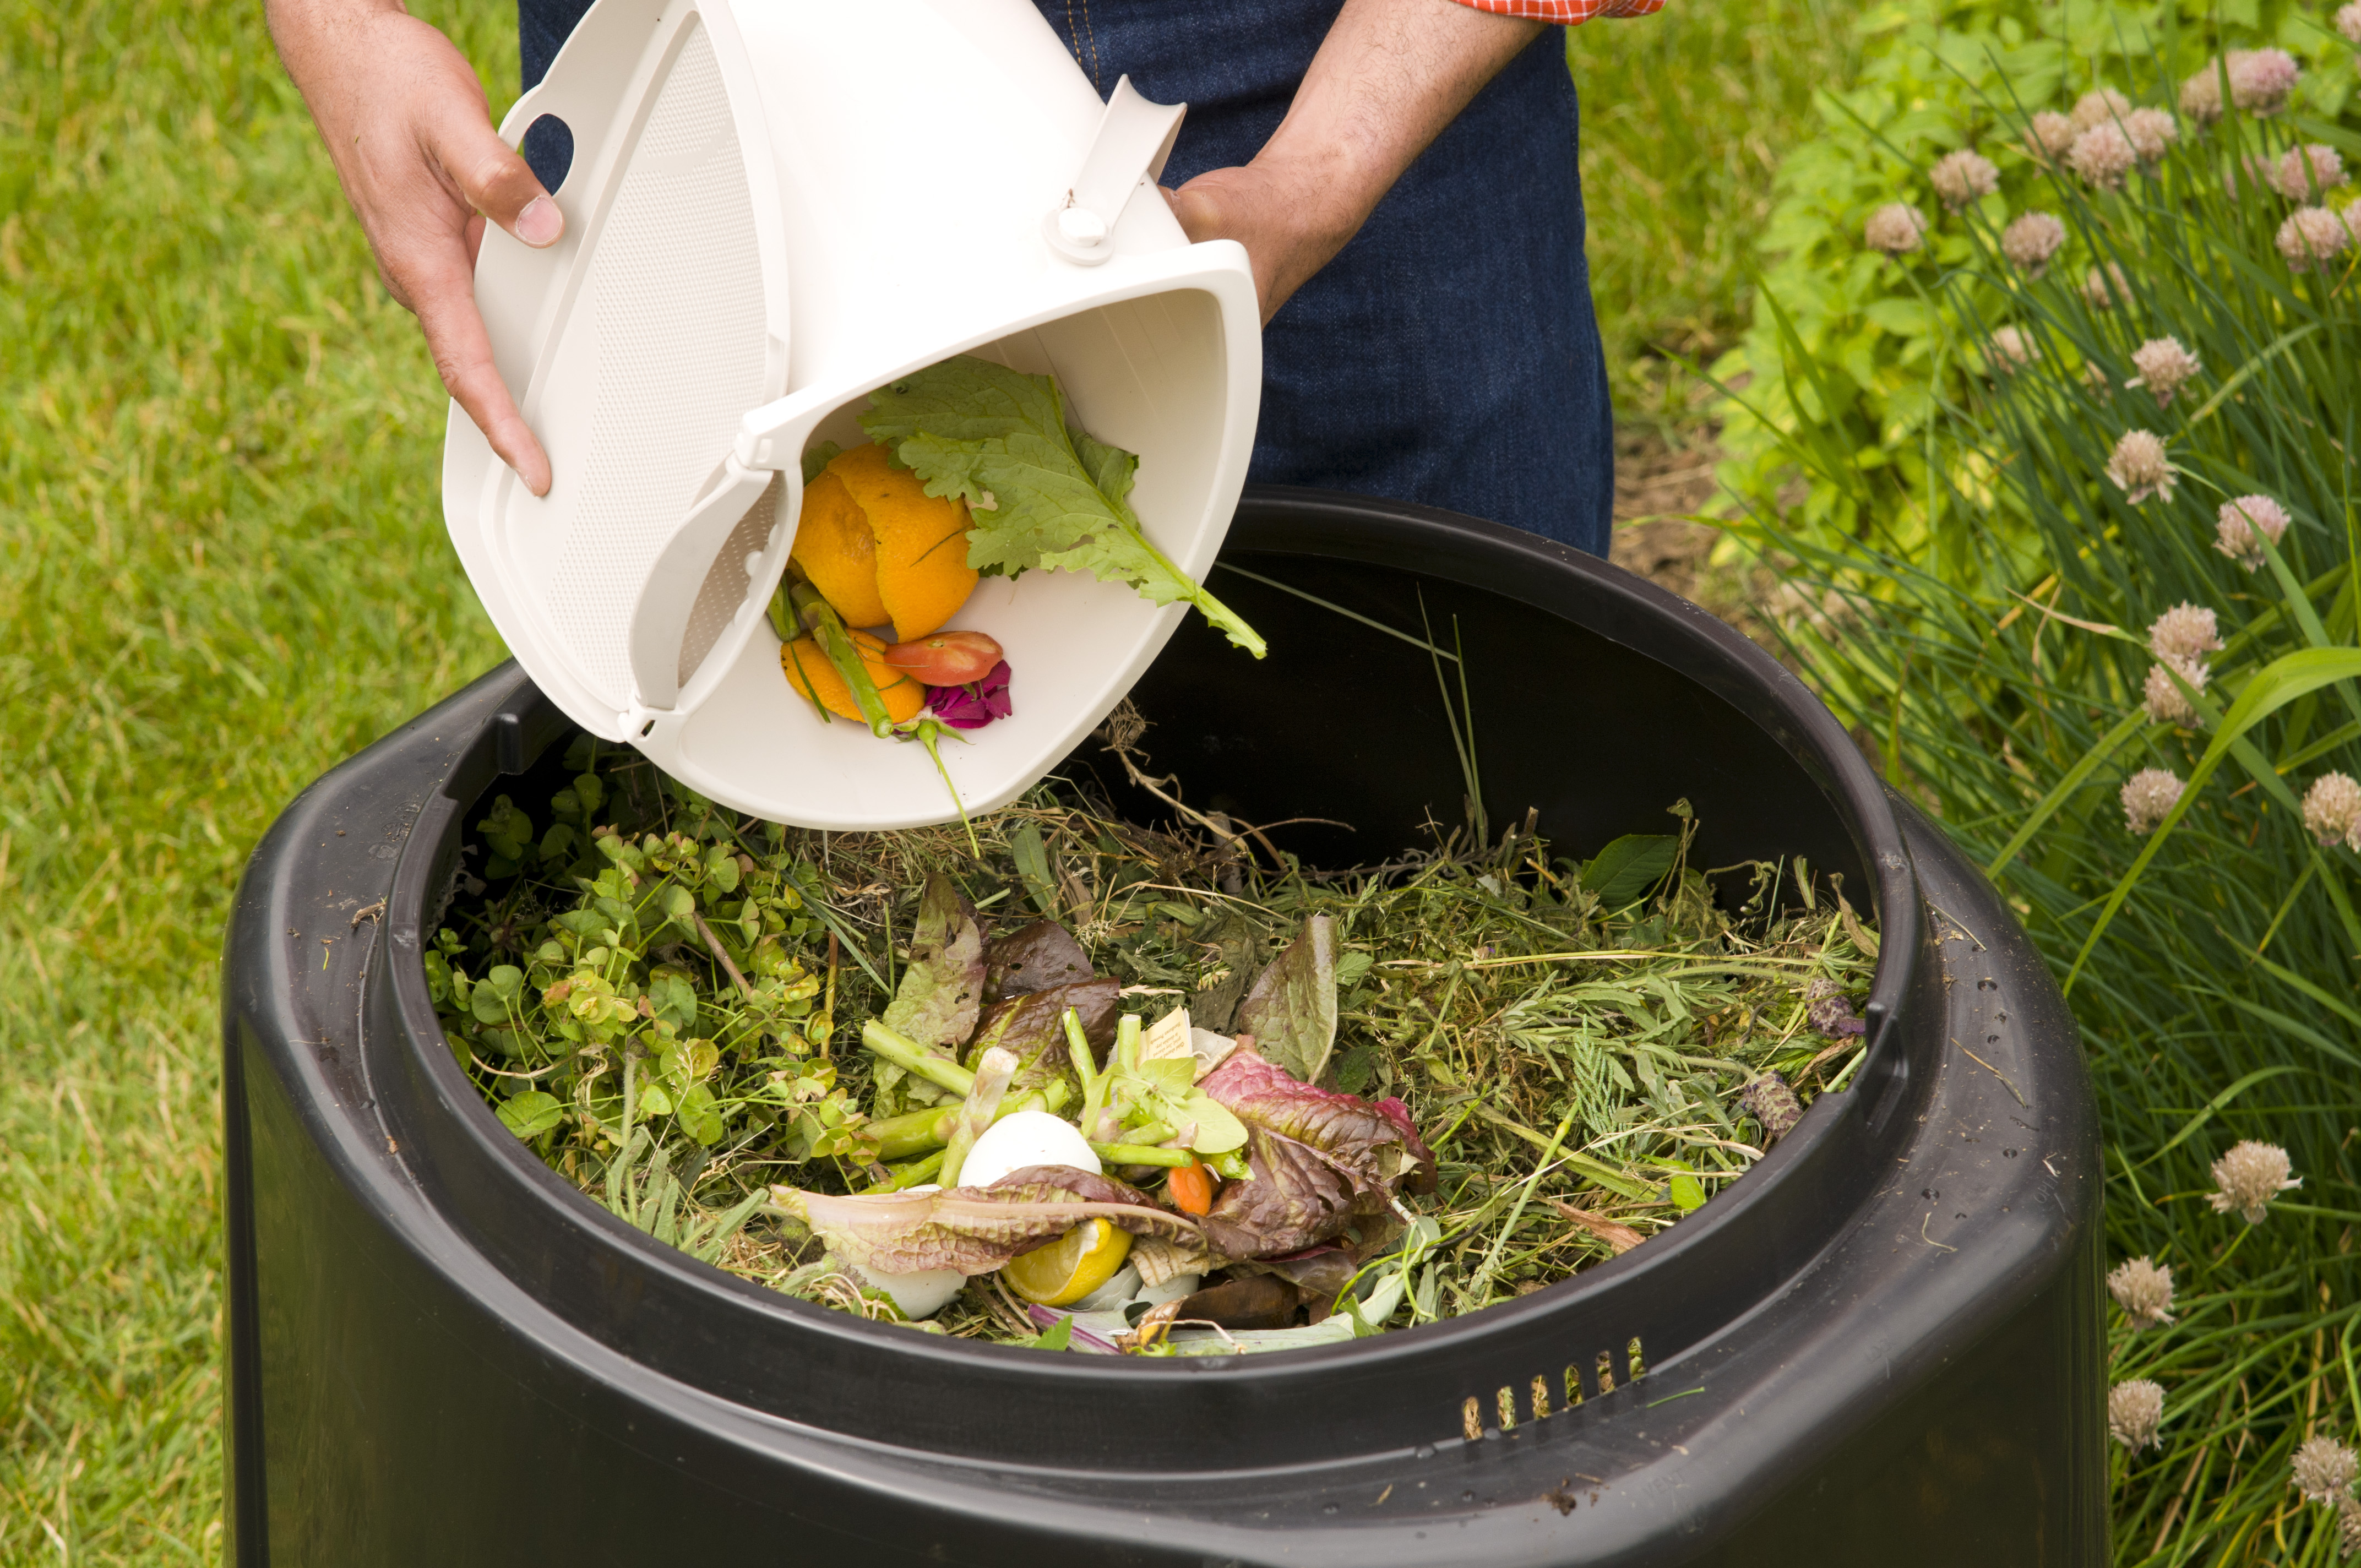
[1200,1048,1434,1194]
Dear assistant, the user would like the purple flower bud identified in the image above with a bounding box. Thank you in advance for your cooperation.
[927,660,1013,729]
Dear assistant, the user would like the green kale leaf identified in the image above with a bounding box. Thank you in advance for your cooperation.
[858,356,1265,657]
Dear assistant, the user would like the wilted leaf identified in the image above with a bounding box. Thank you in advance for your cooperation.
[882,873,986,1051]
[769,1166,1198,1275]
[1190,912,1258,1032]
[983,919,1095,1000]
[1233,916,1337,1082]
[968,977,1120,1083]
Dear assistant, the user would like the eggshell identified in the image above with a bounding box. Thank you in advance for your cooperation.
[845,1184,966,1318]
[960,1110,1102,1189]
[854,1264,965,1320]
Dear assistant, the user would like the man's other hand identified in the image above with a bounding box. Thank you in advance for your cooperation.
[268,0,562,495]
[1164,0,1543,325]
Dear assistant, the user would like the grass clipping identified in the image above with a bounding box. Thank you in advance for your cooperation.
[430,715,1876,1346]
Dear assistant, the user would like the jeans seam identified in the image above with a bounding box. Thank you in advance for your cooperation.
[1078,0,1103,91]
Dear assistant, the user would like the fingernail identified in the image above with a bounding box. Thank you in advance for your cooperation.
[516,196,562,248]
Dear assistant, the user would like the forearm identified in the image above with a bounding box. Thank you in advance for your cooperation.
[1168,0,1543,319]
[1266,0,1544,253]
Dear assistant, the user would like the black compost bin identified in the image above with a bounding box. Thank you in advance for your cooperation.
[221,488,2106,1565]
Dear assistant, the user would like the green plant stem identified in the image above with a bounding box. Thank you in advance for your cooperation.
[1467,1107,1578,1304]
[1090,1142,1197,1168]
[785,577,894,737]
[867,1150,946,1192]
[859,1020,975,1097]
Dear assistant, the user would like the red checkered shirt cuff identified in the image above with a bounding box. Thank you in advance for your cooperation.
[1452,0,1666,20]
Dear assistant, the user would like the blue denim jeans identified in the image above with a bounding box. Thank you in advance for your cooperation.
[517,0,1613,552]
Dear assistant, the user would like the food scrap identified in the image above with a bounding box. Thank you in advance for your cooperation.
[429,726,1877,1355]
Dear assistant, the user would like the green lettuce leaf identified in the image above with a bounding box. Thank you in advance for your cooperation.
[858,356,1265,657]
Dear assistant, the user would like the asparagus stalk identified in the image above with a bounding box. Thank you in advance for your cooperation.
[868,1088,1058,1161]
[938,1047,1018,1188]
[860,1020,974,1098]
[867,1150,946,1191]
[1089,1141,1196,1168]
[775,573,895,738]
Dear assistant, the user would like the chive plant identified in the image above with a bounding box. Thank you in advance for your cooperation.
[1743,43,2361,1563]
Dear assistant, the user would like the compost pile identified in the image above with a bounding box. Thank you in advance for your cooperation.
[428,720,1877,1353]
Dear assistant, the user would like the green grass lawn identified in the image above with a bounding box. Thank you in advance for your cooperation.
[0,2,1818,1555]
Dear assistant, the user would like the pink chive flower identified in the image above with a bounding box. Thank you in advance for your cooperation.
[2180,64,2225,126]
[2144,660,2207,726]
[2303,772,2361,847]
[2123,108,2178,165]
[2071,87,2134,132]
[1930,149,2001,209]
[2278,206,2352,270]
[2127,337,2202,407]
[2147,603,2223,663]
[2026,111,2079,162]
[2002,211,2067,275]
[2107,429,2175,504]
[1989,326,2040,372]
[2228,49,2301,115]
[2210,1138,2299,1222]
[2110,1380,2166,1451]
[1864,202,1928,255]
[2215,494,2291,569]
[2070,124,2136,190]
[2270,144,2347,200]
[2121,767,2185,833]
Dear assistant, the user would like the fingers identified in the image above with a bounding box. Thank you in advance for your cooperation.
[432,111,565,250]
[411,252,553,496]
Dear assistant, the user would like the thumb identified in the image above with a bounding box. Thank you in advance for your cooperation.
[434,115,565,249]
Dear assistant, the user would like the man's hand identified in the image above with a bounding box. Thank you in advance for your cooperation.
[1165,0,1543,324]
[268,0,562,494]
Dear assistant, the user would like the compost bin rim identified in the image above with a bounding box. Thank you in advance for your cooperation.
[376,488,1928,1392]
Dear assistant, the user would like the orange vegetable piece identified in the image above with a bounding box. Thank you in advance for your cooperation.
[780,630,925,725]
[1165,1157,1216,1217]
[788,469,889,630]
[787,443,976,642]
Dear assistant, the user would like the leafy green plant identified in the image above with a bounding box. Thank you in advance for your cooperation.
[1747,39,2361,1556]
[1716,0,2358,575]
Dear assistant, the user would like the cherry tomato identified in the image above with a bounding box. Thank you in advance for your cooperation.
[1165,1158,1216,1217]
[879,630,1003,685]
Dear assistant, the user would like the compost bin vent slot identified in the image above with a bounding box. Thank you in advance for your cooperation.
[1458,1337,1647,1442]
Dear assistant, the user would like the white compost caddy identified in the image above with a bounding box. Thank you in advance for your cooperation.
[442,0,1262,827]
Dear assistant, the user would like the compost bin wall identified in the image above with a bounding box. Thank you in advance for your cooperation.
[221,487,2106,1565]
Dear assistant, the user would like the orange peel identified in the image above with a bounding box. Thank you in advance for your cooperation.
[789,443,975,641]
[780,630,926,725]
